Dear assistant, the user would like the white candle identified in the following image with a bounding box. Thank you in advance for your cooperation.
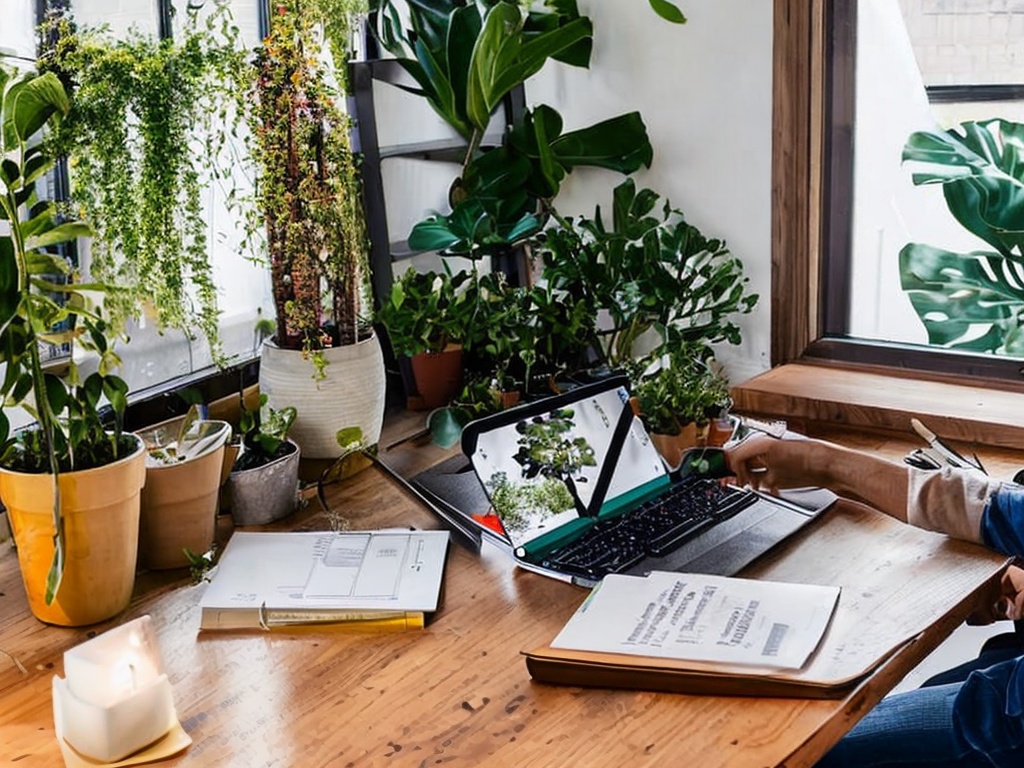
[53,615,178,762]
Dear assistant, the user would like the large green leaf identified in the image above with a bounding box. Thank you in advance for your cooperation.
[0,235,19,334]
[903,119,1024,257]
[899,242,1024,353]
[2,71,69,150]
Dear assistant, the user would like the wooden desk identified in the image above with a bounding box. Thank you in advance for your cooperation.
[0,417,1010,768]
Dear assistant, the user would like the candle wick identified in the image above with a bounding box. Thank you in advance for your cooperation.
[129,662,137,692]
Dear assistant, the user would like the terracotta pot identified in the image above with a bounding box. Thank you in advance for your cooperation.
[0,436,147,626]
[650,422,700,469]
[138,423,231,570]
[409,346,463,409]
[259,333,386,458]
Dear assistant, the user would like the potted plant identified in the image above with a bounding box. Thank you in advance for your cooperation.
[375,266,471,409]
[37,7,246,361]
[631,347,733,469]
[135,407,232,570]
[540,178,759,372]
[0,66,147,626]
[246,0,386,460]
[225,394,300,526]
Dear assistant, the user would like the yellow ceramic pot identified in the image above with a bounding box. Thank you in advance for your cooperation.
[0,437,147,627]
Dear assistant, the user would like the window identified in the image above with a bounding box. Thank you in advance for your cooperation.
[775,0,1024,385]
[4,0,273,414]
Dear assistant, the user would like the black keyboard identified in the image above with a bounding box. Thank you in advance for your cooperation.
[539,478,758,580]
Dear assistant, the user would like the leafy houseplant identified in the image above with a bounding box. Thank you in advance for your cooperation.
[540,178,759,371]
[900,119,1024,355]
[38,8,245,359]
[248,0,370,362]
[226,394,301,526]
[0,66,146,624]
[631,348,731,437]
[247,0,387,460]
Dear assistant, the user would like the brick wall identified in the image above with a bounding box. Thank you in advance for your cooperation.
[899,0,1024,84]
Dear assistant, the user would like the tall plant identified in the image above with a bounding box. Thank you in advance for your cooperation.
[38,8,244,359]
[246,0,370,371]
[0,67,134,602]
[900,118,1024,354]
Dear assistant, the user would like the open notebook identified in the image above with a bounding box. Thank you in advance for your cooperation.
[413,375,836,587]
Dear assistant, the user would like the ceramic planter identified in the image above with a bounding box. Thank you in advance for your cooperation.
[138,422,231,570]
[226,439,300,526]
[409,345,463,409]
[259,333,386,458]
[0,436,147,627]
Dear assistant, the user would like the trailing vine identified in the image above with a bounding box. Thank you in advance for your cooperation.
[38,7,246,361]
[244,0,370,373]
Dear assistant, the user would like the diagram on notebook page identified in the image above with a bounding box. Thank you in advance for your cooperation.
[469,384,667,553]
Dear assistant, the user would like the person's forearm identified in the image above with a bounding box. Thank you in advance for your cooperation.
[813,441,910,522]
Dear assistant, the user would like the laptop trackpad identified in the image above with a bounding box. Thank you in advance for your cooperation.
[625,499,807,578]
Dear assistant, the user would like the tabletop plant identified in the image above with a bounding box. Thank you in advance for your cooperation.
[37,6,245,359]
[233,393,297,472]
[0,66,136,604]
[374,266,471,358]
[245,0,371,375]
[630,346,731,438]
[900,118,1024,355]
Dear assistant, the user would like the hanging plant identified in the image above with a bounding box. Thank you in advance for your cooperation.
[244,0,370,374]
[38,7,246,360]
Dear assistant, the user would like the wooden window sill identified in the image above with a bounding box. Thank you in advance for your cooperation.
[730,363,1024,452]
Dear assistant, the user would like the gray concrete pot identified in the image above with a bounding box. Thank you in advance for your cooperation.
[226,439,300,526]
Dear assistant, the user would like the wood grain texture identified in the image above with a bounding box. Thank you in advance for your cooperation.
[0,410,1012,768]
[732,363,1024,452]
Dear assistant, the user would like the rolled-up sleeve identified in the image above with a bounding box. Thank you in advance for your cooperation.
[906,466,1002,544]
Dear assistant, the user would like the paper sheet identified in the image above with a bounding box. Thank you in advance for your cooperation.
[551,571,840,670]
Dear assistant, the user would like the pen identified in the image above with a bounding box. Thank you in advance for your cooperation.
[258,604,424,631]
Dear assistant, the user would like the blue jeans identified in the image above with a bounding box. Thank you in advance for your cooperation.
[816,683,992,767]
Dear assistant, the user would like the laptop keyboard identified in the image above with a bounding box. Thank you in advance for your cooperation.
[539,479,759,580]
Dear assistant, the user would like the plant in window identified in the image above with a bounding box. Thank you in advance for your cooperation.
[0,66,146,625]
[38,7,245,360]
[900,119,1024,355]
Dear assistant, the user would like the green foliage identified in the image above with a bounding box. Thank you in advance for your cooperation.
[246,0,370,363]
[234,394,297,471]
[38,8,245,360]
[648,0,687,24]
[900,119,1024,354]
[371,0,653,258]
[375,266,471,356]
[540,178,759,369]
[631,346,731,435]
[485,469,574,532]
[0,66,134,604]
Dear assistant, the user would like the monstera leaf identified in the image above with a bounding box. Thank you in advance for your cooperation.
[901,119,1024,354]
[903,120,1024,259]
[899,242,1024,354]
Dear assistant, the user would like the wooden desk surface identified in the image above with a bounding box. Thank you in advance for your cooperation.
[0,415,1012,768]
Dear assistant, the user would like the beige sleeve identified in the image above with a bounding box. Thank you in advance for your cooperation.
[906,467,1002,543]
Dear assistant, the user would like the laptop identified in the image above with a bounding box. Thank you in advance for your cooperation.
[411,375,836,587]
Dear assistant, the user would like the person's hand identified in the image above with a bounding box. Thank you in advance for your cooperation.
[725,432,828,494]
[968,564,1024,625]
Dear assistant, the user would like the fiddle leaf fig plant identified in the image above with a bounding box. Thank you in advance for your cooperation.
[900,119,1024,354]
[0,66,134,604]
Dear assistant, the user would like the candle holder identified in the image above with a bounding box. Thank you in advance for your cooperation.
[52,615,187,763]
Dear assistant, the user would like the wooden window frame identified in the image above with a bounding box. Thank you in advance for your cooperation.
[771,0,1024,392]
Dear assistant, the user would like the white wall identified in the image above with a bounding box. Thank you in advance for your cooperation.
[526,0,775,383]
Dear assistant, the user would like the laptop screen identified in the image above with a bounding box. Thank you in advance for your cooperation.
[462,377,668,555]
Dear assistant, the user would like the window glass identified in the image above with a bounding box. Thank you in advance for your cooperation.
[841,0,1024,365]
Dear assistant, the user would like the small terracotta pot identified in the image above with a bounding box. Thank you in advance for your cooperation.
[650,422,700,469]
[409,346,463,409]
